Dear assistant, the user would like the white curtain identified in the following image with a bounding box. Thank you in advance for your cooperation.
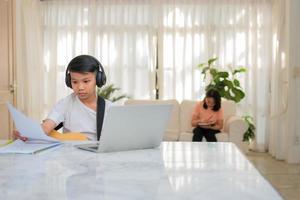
[17,0,289,156]
[268,0,288,160]
[15,0,45,120]
[41,0,157,112]
[268,0,300,163]
[158,0,273,152]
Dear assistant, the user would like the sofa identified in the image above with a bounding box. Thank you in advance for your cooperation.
[124,99,248,151]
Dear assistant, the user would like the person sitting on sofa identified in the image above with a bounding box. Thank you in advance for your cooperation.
[191,89,224,142]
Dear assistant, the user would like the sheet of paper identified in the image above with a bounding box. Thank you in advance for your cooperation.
[6,102,59,143]
[0,139,61,154]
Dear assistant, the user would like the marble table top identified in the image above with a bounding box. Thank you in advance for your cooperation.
[0,141,282,200]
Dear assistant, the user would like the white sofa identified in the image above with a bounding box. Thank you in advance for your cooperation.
[124,99,248,151]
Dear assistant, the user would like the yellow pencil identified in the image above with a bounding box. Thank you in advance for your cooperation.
[0,139,14,147]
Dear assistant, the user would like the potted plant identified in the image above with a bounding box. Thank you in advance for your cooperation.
[198,57,255,145]
[198,57,246,103]
[243,115,256,144]
[97,84,130,102]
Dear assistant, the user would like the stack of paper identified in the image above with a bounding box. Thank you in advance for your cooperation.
[0,103,62,154]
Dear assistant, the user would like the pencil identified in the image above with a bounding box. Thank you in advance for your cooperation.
[0,139,14,147]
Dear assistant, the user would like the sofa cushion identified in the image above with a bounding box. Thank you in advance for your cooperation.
[180,100,196,133]
[221,100,236,125]
[124,99,180,141]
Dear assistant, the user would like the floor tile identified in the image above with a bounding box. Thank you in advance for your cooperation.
[246,151,300,200]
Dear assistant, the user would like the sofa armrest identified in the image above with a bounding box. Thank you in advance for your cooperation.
[224,116,248,148]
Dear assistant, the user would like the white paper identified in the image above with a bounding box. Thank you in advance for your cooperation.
[6,102,59,143]
[0,139,61,154]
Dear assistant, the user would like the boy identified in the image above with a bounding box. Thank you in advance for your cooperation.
[14,55,111,141]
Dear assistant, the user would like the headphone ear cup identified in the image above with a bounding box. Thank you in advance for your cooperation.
[65,73,72,88]
[101,71,106,86]
[96,71,106,88]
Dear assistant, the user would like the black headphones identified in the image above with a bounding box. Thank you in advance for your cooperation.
[65,55,106,88]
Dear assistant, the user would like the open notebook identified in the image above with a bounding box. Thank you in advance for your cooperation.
[0,103,62,154]
[0,139,61,154]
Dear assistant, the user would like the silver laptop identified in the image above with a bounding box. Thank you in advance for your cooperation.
[76,104,172,153]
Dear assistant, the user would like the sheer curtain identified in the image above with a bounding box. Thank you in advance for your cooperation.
[41,0,157,113]
[269,0,300,163]
[15,0,45,120]
[17,0,287,155]
[159,0,273,152]
[268,0,288,160]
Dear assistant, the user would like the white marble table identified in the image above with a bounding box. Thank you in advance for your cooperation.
[0,142,282,200]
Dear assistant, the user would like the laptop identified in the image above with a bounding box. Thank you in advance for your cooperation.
[76,104,172,153]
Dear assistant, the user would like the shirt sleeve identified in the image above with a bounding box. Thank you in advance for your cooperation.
[45,98,68,125]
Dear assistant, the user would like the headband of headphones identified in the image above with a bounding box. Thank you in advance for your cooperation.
[65,55,106,88]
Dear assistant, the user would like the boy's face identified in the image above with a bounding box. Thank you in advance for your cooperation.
[70,71,97,100]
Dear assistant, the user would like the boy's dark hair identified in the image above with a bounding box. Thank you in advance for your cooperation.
[65,55,106,88]
[67,55,99,73]
[203,89,221,111]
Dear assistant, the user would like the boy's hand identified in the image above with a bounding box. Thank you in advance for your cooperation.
[13,130,28,141]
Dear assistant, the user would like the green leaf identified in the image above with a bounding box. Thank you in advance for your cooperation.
[230,87,245,102]
[208,57,218,66]
[233,79,240,87]
[112,95,129,102]
[209,68,218,76]
[197,57,247,103]
[97,84,129,102]
[242,115,256,142]
[198,63,206,68]
[201,66,210,75]
[217,71,229,78]
[233,67,247,75]
[223,79,233,88]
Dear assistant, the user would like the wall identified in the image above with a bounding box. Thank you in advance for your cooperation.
[287,0,300,163]
[0,0,15,139]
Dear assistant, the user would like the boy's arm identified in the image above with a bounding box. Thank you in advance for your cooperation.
[41,119,57,135]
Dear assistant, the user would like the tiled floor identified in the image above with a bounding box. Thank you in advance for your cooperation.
[246,151,300,200]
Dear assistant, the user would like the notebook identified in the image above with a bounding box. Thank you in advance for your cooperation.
[0,103,62,154]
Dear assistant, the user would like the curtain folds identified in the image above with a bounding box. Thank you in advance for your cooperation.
[16,0,45,120]
[268,0,288,160]
[159,0,273,152]
[16,0,291,160]
[41,0,157,109]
